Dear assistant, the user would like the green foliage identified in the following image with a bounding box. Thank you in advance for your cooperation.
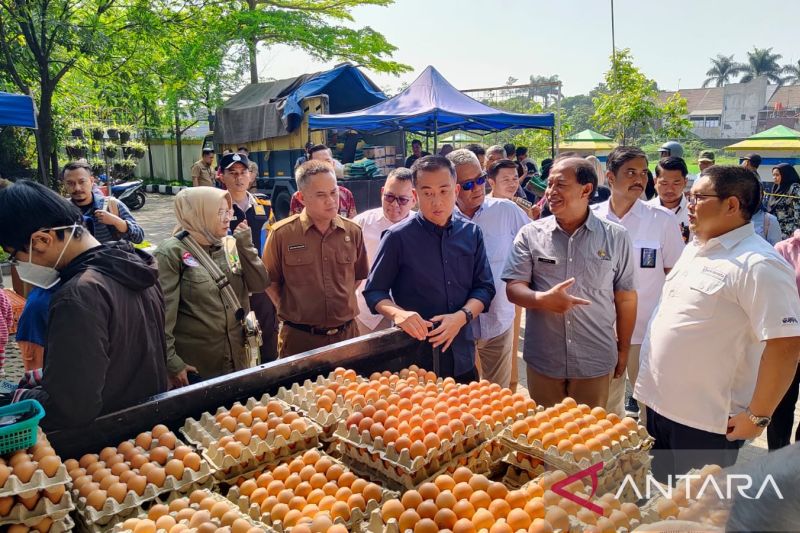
[739,47,784,84]
[592,49,691,145]
[782,60,800,85]
[702,54,743,88]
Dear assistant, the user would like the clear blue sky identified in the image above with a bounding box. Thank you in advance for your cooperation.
[257,0,800,96]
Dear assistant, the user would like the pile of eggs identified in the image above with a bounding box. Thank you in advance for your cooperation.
[508,399,640,462]
[0,434,67,521]
[211,401,310,459]
[66,424,203,510]
[233,448,384,530]
[343,376,535,459]
[377,467,643,533]
[649,465,730,525]
[1,516,60,533]
[118,490,266,533]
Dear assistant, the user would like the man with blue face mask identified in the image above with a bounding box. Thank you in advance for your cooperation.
[0,180,167,430]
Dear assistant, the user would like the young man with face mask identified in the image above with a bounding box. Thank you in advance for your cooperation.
[0,181,167,430]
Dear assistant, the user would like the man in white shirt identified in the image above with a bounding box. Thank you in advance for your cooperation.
[648,157,691,244]
[353,168,417,335]
[448,149,529,387]
[635,165,800,481]
[593,147,685,419]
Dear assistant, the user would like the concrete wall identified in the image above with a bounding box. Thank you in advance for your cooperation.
[134,139,204,182]
[720,78,769,139]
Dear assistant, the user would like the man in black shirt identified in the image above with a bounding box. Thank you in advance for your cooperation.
[404,139,430,168]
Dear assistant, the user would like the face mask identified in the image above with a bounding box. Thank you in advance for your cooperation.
[15,224,78,289]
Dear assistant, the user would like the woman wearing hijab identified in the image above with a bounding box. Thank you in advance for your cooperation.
[154,187,269,388]
[767,163,800,238]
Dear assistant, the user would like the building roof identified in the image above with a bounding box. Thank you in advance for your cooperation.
[767,85,800,109]
[725,125,800,151]
[659,87,724,116]
[564,129,613,141]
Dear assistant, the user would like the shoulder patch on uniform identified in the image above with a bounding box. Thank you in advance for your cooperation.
[256,198,271,206]
[271,214,301,231]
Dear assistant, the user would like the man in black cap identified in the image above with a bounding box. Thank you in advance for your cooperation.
[191,147,216,187]
[742,153,762,175]
[697,151,715,174]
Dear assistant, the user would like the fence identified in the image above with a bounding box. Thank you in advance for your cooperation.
[133,139,204,183]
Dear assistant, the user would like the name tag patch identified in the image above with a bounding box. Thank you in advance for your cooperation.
[640,248,657,268]
[288,243,306,251]
[182,252,199,267]
[537,256,558,264]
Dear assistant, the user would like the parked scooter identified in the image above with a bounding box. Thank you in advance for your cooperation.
[111,180,146,210]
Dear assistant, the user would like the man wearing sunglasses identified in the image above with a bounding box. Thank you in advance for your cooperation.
[364,155,495,382]
[447,149,529,388]
[353,168,417,335]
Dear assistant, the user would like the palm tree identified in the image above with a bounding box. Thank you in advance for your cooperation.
[702,54,743,87]
[739,47,784,84]
[783,60,800,84]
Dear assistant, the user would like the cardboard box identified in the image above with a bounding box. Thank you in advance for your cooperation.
[374,147,386,158]
[362,148,377,159]
[385,146,397,156]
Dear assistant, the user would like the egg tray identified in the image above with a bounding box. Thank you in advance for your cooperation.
[6,513,75,533]
[0,490,74,526]
[501,462,546,489]
[501,450,546,477]
[637,467,731,527]
[0,462,71,498]
[73,469,215,526]
[501,423,653,475]
[275,376,366,439]
[225,448,398,533]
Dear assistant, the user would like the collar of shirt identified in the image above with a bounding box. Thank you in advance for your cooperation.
[540,209,602,235]
[299,209,345,234]
[700,222,756,252]
[593,198,646,224]
[416,211,454,234]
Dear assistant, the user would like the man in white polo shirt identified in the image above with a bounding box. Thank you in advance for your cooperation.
[648,157,692,244]
[635,165,800,481]
[353,168,417,335]
[448,149,529,387]
[593,147,685,420]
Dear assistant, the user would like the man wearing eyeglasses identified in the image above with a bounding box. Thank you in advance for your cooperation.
[446,150,529,388]
[353,168,417,335]
[364,155,495,382]
[635,165,800,481]
[592,147,685,421]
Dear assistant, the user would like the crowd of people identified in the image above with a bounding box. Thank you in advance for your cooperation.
[0,140,799,484]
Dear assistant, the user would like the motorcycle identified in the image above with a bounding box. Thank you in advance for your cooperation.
[103,177,146,210]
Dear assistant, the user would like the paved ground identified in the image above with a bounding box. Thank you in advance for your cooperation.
[2,192,798,463]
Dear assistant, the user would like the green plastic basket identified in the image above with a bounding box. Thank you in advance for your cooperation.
[0,400,45,455]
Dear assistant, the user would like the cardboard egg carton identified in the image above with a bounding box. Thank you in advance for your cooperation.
[0,490,74,526]
[501,450,546,476]
[501,462,545,489]
[6,513,76,533]
[275,384,358,439]
[226,450,396,533]
[638,467,730,527]
[73,468,214,526]
[0,462,71,497]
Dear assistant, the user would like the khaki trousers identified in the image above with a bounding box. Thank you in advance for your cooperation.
[606,344,646,423]
[510,306,522,390]
[526,366,612,408]
[278,321,359,358]
[476,326,515,389]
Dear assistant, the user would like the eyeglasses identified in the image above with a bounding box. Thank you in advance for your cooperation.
[460,173,487,191]
[686,193,721,206]
[218,209,234,221]
[383,193,412,206]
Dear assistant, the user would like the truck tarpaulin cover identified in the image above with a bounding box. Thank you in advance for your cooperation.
[0,92,37,129]
[213,64,385,145]
[308,65,555,134]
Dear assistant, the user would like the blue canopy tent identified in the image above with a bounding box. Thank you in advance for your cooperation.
[0,92,37,129]
[308,66,555,153]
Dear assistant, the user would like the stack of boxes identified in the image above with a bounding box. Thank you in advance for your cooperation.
[361,146,399,176]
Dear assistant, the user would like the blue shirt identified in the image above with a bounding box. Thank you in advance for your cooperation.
[752,209,782,245]
[15,287,54,346]
[79,190,145,244]
[363,211,495,375]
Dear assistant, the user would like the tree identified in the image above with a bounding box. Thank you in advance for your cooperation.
[230,0,410,84]
[739,47,784,84]
[592,48,691,145]
[527,75,561,107]
[783,60,800,85]
[702,54,743,87]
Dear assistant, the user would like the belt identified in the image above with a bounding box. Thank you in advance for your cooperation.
[284,320,353,336]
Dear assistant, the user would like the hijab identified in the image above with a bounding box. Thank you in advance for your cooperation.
[173,186,231,246]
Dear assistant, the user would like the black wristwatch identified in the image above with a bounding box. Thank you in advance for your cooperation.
[746,407,771,428]
[459,307,474,322]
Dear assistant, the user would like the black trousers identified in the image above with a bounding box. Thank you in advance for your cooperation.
[767,364,800,450]
[646,407,743,483]
[250,292,278,363]
[418,346,478,384]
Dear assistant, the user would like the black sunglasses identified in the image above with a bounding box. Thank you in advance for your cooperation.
[383,193,412,206]
[461,173,487,191]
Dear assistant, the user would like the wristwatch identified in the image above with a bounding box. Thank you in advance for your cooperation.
[459,307,474,322]
[745,407,771,428]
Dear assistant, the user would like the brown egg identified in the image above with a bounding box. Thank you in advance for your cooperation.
[173,446,192,461]
[99,474,120,490]
[78,481,99,498]
[152,424,170,439]
[157,432,177,450]
[110,462,130,477]
[210,500,231,519]
[175,507,195,523]
[8,451,29,468]
[149,446,170,466]
[189,489,207,504]
[0,464,10,487]
[155,515,177,531]
[32,516,53,533]
[45,484,65,504]
[147,503,170,521]
[32,446,56,463]
[145,466,166,487]
[183,452,201,471]
[0,495,13,515]
[230,519,251,533]
[14,461,37,483]
[168,497,189,513]
[128,475,147,496]
[106,454,125,468]
[221,509,241,527]
[19,492,40,511]
[108,482,128,503]
[134,432,152,450]
[165,459,184,480]
[133,520,156,533]
[196,523,217,533]
[86,462,106,476]
[129,453,148,470]
[79,453,98,469]
[188,510,211,528]
[8,525,28,533]
[118,441,135,457]
[91,468,111,483]
[86,488,108,510]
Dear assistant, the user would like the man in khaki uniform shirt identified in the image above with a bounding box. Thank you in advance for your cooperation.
[264,160,369,357]
[191,148,216,187]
